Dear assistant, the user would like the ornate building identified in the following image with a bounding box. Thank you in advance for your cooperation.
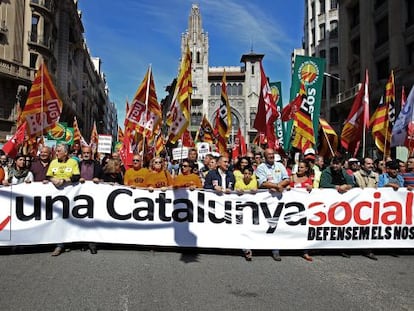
[170,4,266,145]
[0,0,116,143]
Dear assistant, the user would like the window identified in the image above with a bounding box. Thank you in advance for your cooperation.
[237,83,243,95]
[374,0,386,9]
[319,23,325,40]
[319,0,325,14]
[376,58,389,80]
[351,38,360,58]
[311,2,315,19]
[31,15,39,42]
[250,111,256,127]
[330,0,338,10]
[330,20,338,38]
[407,0,414,27]
[29,53,38,68]
[319,49,326,58]
[408,42,414,65]
[329,47,339,65]
[349,5,360,28]
[251,64,255,75]
[330,74,339,95]
[375,17,388,47]
[210,84,215,95]
[196,51,200,64]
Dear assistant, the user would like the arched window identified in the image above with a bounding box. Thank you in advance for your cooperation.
[237,83,243,95]
[210,84,215,95]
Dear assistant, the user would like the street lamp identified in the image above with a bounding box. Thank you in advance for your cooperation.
[323,72,343,121]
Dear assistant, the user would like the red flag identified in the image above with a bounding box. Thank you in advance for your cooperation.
[341,70,369,156]
[232,128,247,160]
[119,128,134,169]
[20,63,63,136]
[2,122,27,158]
[253,61,279,149]
[281,82,306,121]
[182,129,195,147]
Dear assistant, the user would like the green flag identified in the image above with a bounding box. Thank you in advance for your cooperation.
[270,82,285,150]
[285,55,326,152]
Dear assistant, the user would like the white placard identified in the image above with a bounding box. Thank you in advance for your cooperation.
[172,146,189,160]
[98,134,112,153]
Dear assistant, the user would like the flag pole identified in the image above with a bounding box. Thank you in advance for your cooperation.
[40,61,44,139]
[140,65,152,156]
[321,126,335,157]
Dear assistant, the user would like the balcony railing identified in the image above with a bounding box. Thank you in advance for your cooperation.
[0,58,35,81]
[336,83,361,105]
[28,32,53,51]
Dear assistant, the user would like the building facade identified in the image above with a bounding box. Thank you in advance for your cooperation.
[171,4,266,145]
[0,0,116,143]
[303,0,340,123]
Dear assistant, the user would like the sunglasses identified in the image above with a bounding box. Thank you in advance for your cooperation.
[153,161,162,164]
[133,159,141,162]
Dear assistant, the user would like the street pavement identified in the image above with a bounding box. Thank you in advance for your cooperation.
[0,245,413,311]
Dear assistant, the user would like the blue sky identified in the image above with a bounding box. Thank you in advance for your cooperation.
[78,0,304,124]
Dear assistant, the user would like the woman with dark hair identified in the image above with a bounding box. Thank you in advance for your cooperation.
[233,156,257,185]
[2,153,34,186]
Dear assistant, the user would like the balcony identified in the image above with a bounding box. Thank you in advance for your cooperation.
[27,32,53,54]
[336,83,361,105]
[30,0,53,15]
[0,58,35,82]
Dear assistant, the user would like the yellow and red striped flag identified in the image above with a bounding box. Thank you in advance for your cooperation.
[117,126,124,143]
[90,121,99,154]
[167,44,192,144]
[370,71,395,156]
[155,133,166,156]
[216,70,232,153]
[318,118,338,158]
[20,63,63,136]
[72,116,88,146]
[124,66,161,137]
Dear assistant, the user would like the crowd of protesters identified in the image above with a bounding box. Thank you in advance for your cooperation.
[0,143,411,261]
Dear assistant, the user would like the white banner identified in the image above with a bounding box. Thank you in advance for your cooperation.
[0,182,413,249]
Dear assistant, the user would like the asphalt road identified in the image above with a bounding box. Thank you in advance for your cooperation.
[0,246,413,311]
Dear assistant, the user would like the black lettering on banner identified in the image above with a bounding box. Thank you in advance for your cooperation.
[72,195,94,218]
[410,227,414,239]
[16,196,42,221]
[172,199,194,222]
[107,189,132,220]
[308,227,315,240]
[264,202,284,234]
[46,195,70,218]
[284,202,306,226]
[235,202,259,225]
[197,191,205,223]
[385,226,392,239]
[156,193,172,221]
[132,198,154,221]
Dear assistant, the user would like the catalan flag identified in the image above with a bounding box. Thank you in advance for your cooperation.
[20,63,63,136]
[370,71,395,156]
[125,66,161,138]
[90,121,98,155]
[72,116,88,146]
[318,118,338,158]
[216,70,232,153]
[167,44,192,144]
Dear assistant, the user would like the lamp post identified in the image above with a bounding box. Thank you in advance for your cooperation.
[323,72,342,122]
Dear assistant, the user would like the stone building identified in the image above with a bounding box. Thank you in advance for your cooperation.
[167,4,268,146]
[0,0,116,143]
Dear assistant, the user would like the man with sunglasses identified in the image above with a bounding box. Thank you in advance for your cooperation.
[124,154,149,188]
[173,160,202,190]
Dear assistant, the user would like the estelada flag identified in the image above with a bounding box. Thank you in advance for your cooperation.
[20,63,63,136]
[2,122,27,158]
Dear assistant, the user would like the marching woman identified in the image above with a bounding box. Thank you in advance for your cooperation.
[2,153,34,186]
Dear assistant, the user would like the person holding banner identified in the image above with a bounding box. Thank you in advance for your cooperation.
[145,156,174,191]
[173,159,202,190]
[124,154,149,188]
[79,146,102,184]
[203,155,235,193]
[30,146,52,182]
[2,153,34,186]
[255,148,290,261]
[319,156,354,193]
[46,143,80,256]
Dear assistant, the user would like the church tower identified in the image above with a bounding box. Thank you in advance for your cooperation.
[181,4,209,131]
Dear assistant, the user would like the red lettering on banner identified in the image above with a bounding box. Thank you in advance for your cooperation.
[307,191,413,226]
[328,202,352,226]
